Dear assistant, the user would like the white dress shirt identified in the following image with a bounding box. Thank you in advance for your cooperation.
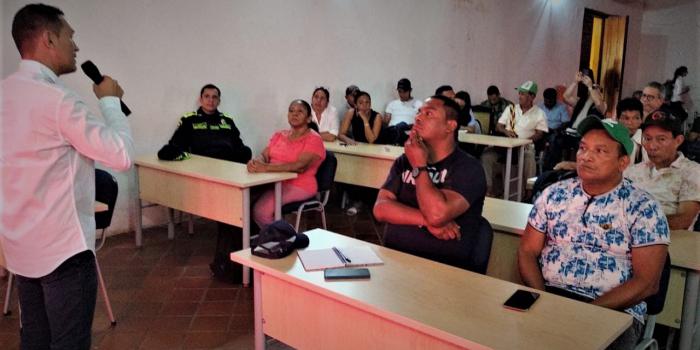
[311,105,339,136]
[1,60,134,277]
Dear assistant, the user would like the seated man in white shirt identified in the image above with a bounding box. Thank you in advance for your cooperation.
[381,78,423,145]
[625,110,700,230]
[481,81,548,196]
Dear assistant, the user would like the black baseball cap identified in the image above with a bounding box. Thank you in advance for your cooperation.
[397,78,412,91]
[251,220,309,259]
[641,110,683,136]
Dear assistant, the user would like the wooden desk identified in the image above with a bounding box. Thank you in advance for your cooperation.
[481,197,700,350]
[324,141,403,189]
[458,131,532,201]
[231,229,631,350]
[135,154,296,285]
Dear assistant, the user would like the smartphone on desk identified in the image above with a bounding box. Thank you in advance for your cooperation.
[324,268,370,280]
[503,289,540,311]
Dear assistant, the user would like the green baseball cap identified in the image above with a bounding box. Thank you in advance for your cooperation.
[577,116,634,156]
[515,80,538,95]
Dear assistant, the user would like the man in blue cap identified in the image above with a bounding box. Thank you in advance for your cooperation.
[518,117,669,349]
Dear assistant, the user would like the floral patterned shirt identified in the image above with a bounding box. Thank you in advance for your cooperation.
[528,177,670,322]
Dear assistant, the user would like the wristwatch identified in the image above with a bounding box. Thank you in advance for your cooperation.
[411,166,428,179]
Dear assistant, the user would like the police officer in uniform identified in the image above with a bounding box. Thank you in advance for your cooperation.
[159,84,252,283]
[163,83,251,163]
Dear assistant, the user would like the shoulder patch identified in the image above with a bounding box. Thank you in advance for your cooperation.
[181,111,198,118]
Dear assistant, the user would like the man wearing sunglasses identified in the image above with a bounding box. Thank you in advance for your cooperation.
[518,117,669,349]
[625,110,700,230]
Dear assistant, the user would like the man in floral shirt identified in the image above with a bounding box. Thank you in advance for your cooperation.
[518,117,669,349]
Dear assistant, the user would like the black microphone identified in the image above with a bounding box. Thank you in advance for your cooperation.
[80,60,131,116]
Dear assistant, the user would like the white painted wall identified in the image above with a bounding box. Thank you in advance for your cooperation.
[2,0,666,235]
[635,0,699,117]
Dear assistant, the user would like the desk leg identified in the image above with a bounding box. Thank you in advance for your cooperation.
[136,197,143,247]
[503,148,512,200]
[254,270,265,350]
[242,188,251,287]
[679,271,699,350]
[274,182,283,221]
[167,208,175,240]
[135,168,143,247]
[517,145,525,202]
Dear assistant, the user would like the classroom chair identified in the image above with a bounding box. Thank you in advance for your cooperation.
[634,253,671,350]
[469,216,494,275]
[282,151,337,232]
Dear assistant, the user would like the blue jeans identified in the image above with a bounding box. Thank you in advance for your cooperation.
[16,250,98,350]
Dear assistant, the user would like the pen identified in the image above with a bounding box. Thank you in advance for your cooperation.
[332,247,352,264]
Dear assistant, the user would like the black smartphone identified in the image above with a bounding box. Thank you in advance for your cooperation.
[324,268,370,280]
[503,289,540,311]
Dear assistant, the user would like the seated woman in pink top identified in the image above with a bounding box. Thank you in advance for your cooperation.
[247,99,326,228]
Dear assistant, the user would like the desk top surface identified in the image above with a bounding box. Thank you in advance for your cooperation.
[135,154,297,188]
[482,197,700,271]
[458,131,533,148]
[232,229,631,350]
[324,141,404,160]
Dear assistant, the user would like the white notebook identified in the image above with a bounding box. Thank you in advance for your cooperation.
[297,246,384,271]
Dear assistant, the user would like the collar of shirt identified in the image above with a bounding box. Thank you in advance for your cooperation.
[19,59,60,86]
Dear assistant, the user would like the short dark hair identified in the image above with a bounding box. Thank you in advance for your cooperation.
[486,85,500,96]
[12,4,64,54]
[646,81,665,98]
[200,84,221,97]
[430,95,460,122]
[435,85,454,96]
[616,98,643,118]
[313,87,330,101]
[543,88,557,100]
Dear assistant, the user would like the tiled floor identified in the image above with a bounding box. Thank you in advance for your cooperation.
[0,198,381,350]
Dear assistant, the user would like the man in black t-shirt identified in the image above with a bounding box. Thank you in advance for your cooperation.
[373,95,488,271]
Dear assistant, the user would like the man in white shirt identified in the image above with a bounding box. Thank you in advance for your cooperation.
[1,5,134,349]
[481,80,548,196]
[625,110,700,230]
[380,78,423,145]
[384,78,422,126]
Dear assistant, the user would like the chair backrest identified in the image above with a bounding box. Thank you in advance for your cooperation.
[95,169,118,230]
[473,111,490,135]
[315,151,337,194]
[644,253,671,315]
[468,216,494,274]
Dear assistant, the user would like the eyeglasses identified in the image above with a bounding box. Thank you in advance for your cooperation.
[641,94,660,101]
